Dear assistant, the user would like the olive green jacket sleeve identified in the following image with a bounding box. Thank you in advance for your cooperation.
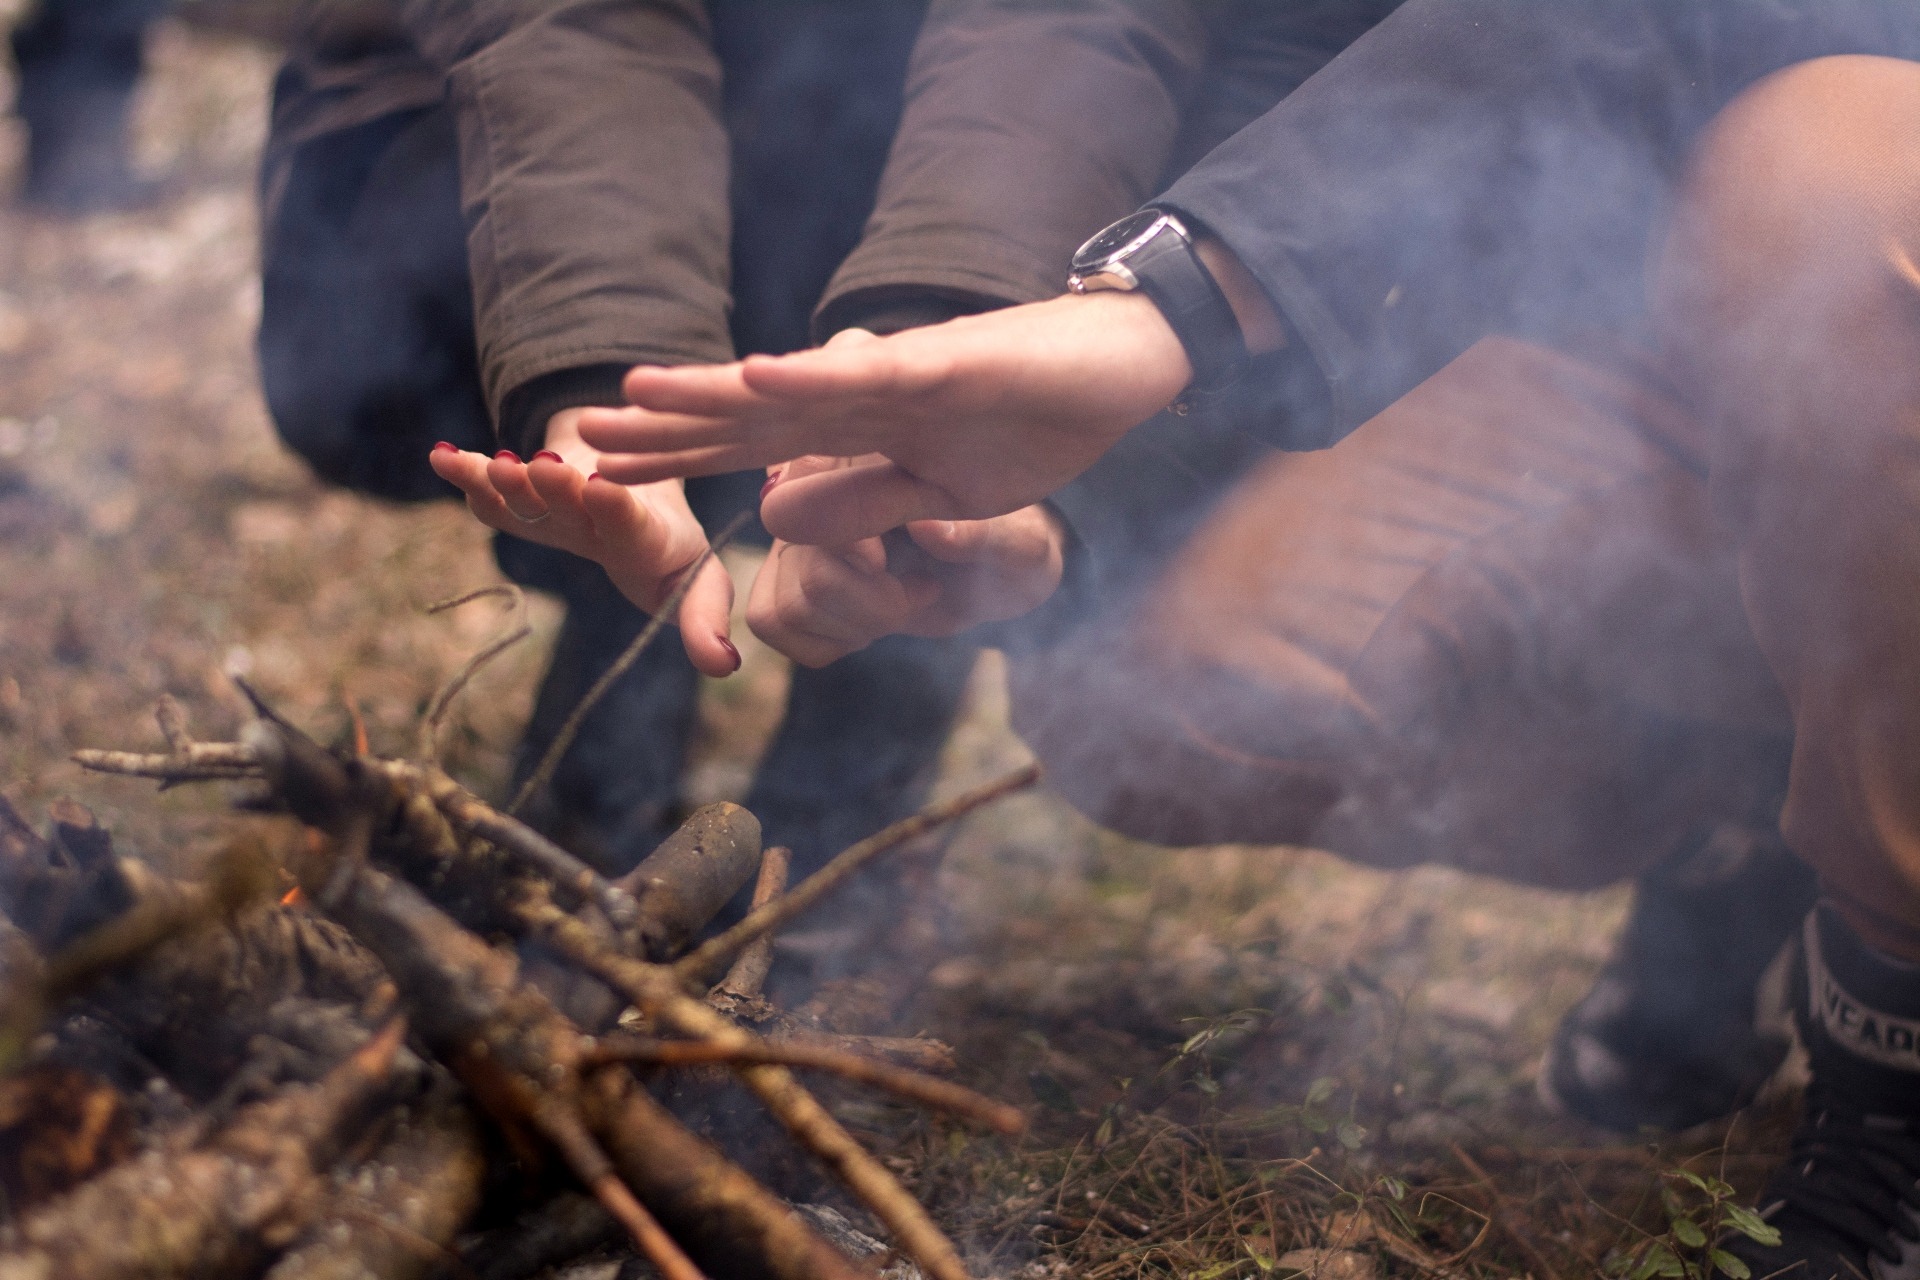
[815,0,1207,336]
[395,0,734,422]
[269,0,734,437]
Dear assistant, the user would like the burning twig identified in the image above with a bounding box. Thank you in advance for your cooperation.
[514,884,978,1280]
[250,708,868,1280]
[48,657,1038,1280]
[501,1065,708,1280]
[372,757,642,934]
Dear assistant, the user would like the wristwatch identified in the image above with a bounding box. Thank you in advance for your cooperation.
[1067,209,1250,395]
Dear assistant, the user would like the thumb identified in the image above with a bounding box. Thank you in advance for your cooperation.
[905,518,978,562]
[674,553,740,676]
[761,460,959,545]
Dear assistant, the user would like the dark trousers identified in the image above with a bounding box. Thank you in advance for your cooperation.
[256,1,979,875]
[11,0,170,207]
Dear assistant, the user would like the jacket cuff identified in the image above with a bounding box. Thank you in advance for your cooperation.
[498,364,630,458]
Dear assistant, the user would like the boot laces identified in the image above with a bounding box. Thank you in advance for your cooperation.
[1762,1088,1920,1270]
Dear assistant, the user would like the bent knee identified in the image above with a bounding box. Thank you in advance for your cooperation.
[1657,55,1920,416]
[1664,56,1920,307]
[1698,56,1920,219]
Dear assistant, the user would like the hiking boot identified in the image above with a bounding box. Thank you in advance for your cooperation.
[1539,823,1819,1132]
[1724,905,1920,1280]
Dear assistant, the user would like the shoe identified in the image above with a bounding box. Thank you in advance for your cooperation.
[1724,905,1920,1280]
[1539,823,1819,1132]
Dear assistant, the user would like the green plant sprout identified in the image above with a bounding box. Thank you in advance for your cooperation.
[1604,1169,1781,1280]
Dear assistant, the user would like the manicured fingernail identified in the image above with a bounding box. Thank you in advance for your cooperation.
[716,637,741,673]
[588,472,608,484]
[533,450,563,463]
[433,440,459,454]
[759,474,779,500]
[494,450,520,463]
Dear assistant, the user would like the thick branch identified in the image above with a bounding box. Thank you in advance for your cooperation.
[263,1083,487,1280]
[716,845,790,999]
[517,888,979,1280]
[0,1020,404,1280]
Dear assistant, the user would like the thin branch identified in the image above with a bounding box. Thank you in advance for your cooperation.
[583,1032,1024,1133]
[154,695,193,752]
[419,585,532,762]
[525,1088,709,1280]
[674,763,1041,985]
[71,742,260,783]
[510,511,752,817]
[716,845,790,999]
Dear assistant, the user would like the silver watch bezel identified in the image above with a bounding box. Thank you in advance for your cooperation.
[1067,211,1188,294]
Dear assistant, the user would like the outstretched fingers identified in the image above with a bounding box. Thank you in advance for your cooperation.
[589,440,758,486]
[433,443,554,540]
[759,461,962,546]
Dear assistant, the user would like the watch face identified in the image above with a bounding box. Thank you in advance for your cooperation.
[1071,210,1168,274]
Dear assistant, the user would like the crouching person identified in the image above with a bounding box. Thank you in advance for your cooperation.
[585,2,1920,1272]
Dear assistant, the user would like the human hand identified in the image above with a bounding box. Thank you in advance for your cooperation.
[577,292,1191,546]
[745,462,1067,668]
[428,407,739,676]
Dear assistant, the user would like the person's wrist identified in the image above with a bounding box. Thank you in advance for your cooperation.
[1193,236,1285,356]
[1057,290,1193,422]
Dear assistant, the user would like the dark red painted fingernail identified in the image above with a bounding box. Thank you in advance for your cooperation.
[533,450,563,463]
[494,449,520,463]
[433,440,459,454]
[716,637,741,673]
[588,471,608,484]
[759,474,779,500]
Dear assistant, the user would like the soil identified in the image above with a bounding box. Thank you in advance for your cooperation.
[0,16,1801,1279]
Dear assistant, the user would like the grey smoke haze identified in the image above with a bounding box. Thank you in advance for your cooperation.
[1008,0,1920,897]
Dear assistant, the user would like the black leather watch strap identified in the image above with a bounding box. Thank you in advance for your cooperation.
[1122,216,1250,394]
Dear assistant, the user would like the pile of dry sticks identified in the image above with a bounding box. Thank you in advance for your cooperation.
[0,577,1039,1280]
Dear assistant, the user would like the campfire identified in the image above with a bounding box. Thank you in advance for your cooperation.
[0,587,1038,1280]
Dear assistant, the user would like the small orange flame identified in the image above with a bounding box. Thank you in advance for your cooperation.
[280,886,304,907]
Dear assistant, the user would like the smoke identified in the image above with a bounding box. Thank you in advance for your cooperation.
[1008,0,1920,903]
